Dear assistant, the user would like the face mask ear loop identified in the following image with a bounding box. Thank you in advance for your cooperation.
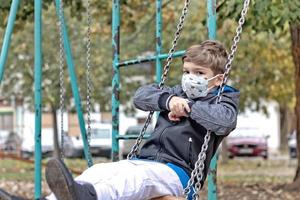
[207,74,220,82]
[207,74,223,92]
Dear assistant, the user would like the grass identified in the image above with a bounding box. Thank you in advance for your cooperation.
[217,157,296,184]
[0,157,89,182]
[0,158,35,181]
[0,156,297,184]
[0,156,298,199]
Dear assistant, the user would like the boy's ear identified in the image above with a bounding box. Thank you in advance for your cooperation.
[215,74,224,86]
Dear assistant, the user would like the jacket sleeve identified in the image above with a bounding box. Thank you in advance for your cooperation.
[133,84,180,111]
[189,93,240,135]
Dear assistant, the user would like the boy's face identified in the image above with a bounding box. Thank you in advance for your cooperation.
[182,62,223,88]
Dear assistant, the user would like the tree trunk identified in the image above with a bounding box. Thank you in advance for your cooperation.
[51,106,61,158]
[220,138,228,164]
[279,105,295,153]
[289,22,300,189]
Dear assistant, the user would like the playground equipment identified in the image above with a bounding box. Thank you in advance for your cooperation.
[0,0,93,198]
[0,0,250,199]
[112,0,250,199]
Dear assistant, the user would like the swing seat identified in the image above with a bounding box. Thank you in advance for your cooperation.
[152,196,185,200]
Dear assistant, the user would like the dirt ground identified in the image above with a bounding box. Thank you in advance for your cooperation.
[0,156,299,200]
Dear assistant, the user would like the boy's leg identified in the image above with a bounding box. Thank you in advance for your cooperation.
[74,160,184,200]
[46,159,183,200]
[45,158,97,200]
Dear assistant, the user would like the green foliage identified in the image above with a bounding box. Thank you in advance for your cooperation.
[218,0,300,32]
[0,0,297,115]
[215,0,297,112]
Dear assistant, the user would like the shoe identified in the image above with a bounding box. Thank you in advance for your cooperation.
[45,158,97,200]
[0,188,26,200]
[0,189,11,200]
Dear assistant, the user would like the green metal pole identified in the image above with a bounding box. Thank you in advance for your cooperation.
[54,0,93,167]
[207,0,217,39]
[0,0,20,83]
[34,0,42,198]
[112,0,120,161]
[155,0,162,83]
[207,0,218,200]
[118,50,185,67]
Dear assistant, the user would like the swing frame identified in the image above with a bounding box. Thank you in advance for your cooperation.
[112,0,218,199]
[0,0,249,199]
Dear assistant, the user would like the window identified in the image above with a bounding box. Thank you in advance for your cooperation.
[0,112,13,131]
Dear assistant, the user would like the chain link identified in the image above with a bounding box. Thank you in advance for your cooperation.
[183,0,251,199]
[127,0,191,160]
[57,0,93,162]
[216,0,250,103]
[127,111,154,159]
[58,0,65,160]
[184,131,211,199]
[159,0,190,88]
[85,0,93,165]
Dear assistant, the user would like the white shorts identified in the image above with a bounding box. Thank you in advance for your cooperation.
[46,159,184,200]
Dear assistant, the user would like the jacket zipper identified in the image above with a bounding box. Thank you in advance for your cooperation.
[188,137,193,167]
[155,127,168,160]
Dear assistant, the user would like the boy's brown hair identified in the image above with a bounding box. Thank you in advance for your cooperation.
[183,40,228,74]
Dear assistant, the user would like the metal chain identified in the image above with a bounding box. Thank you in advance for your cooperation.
[159,0,191,88]
[58,0,65,159]
[85,0,93,165]
[127,0,191,159]
[184,131,211,199]
[184,0,251,199]
[216,0,250,103]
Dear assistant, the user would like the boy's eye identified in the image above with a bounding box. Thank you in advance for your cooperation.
[183,71,189,74]
[196,71,204,75]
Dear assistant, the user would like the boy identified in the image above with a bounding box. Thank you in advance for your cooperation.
[0,40,239,200]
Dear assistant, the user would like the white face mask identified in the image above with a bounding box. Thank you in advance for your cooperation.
[181,74,219,99]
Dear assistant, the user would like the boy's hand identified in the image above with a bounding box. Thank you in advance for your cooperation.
[168,96,190,117]
[168,112,181,121]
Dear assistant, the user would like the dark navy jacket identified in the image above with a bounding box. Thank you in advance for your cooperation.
[133,84,240,183]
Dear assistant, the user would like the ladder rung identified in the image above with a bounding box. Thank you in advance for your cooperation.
[118,50,185,67]
[116,134,151,140]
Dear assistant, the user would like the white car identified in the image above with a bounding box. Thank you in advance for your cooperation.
[21,128,54,158]
[121,125,153,159]
[64,135,84,158]
[65,123,113,158]
[0,130,10,150]
[88,123,112,158]
[0,130,21,153]
[288,131,297,159]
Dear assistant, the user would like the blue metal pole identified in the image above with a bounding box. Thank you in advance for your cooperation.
[207,0,218,200]
[207,0,217,39]
[54,0,93,167]
[34,0,42,198]
[0,0,20,83]
[155,0,162,83]
[112,0,120,161]
[118,50,185,67]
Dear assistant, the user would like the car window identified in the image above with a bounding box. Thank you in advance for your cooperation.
[91,128,111,139]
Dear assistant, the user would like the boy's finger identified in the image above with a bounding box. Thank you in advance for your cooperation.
[171,117,180,121]
[183,102,191,113]
[175,105,181,114]
[168,115,180,121]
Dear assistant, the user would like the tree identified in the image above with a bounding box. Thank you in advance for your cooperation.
[1,1,299,185]
[0,3,113,157]
[217,0,300,189]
